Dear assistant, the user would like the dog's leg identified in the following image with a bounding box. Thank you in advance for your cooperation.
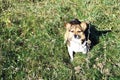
[82,41,88,54]
[82,46,88,54]
[68,49,74,61]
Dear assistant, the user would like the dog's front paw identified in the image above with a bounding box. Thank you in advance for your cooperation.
[82,47,88,54]
[82,50,87,54]
[70,58,73,62]
[82,51,87,54]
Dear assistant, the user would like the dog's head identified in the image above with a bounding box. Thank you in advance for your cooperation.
[64,19,88,43]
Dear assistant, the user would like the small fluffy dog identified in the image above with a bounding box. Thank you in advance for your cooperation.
[64,19,90,61]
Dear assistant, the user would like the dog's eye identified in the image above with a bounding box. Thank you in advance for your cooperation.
[70,30,74,33]
[77,31,81,33]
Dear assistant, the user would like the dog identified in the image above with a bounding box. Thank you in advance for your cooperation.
[64,19,90,61]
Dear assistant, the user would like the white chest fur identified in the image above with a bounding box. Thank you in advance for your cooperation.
[67,38,88,61]
[68,38,88,54]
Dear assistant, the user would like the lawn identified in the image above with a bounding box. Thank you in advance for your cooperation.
[0,0,120,80]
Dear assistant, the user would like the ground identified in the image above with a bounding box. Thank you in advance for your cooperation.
[0,0,120,80]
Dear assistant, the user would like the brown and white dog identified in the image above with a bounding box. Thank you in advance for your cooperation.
[64,19,90,61]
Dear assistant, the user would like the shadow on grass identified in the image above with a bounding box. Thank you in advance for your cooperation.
[85,23,112,68]
[86,23,112,49]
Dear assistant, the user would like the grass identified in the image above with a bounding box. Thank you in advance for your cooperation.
[0,0,120,80]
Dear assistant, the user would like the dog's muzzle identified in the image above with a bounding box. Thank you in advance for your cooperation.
[74,35,80,39]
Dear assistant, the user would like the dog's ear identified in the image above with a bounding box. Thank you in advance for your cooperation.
[80,22,88,31]
[65,23,71,30]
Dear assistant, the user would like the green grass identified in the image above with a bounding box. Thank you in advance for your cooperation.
[0,0,120,80]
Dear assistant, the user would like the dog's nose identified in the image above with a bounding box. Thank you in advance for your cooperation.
[74,35,80,39]
[74,35,77,38]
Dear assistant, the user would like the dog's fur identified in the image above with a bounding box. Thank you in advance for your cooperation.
[64,19,90,61]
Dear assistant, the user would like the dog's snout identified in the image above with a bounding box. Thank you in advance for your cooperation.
[74,35,77,38]
[74,35,80,39]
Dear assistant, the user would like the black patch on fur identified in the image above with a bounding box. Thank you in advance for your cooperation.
[69,19,81,25]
